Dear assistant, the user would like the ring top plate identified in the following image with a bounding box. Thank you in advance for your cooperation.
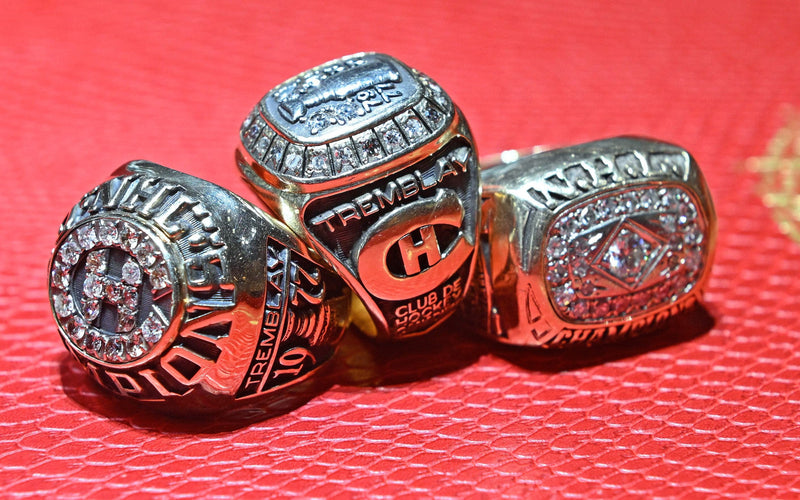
[240,53,455,183]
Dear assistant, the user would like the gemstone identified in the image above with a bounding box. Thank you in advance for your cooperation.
[547,263,568,284]
[418,100,444,128]
[58,237,81,266]
[547,236,568,258]
[263,137,287,172]
[332,142,358,174]
[107,337,126,361]
[82,299,100,321]
[85,249,107,273]
[149,263,169,290]
[242,119,264,147]
[592,300,610,317]
[659,213,677,233]
[252,131,273,161]
[305,147,331,177]
[51,262,71,290]
[128,342,144,359]
[573,258,590,278]
[68,317,87,342]
[97,220,119,246]
[117,312,136,333]
[570,300,590,318]
[122,289,139,310]
[282,145,305,176]
[121,259,142,285]
[135,239,157,267]
[399,112,426,142]
[141,316,164,343]
[119,223,140,250]
[354,131,384,163]
[83,274,103,299]
[91,334,104,355]
[580,280,596,296]
[379,123,406,154]
[639,190,657,210]
[75,224,99,250]
[554,284,576,309]
[53,293,74,318]
[597,227,660,284]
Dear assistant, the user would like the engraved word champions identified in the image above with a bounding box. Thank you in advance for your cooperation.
[237,53,480,339]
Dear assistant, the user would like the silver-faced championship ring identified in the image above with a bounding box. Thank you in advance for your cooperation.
[467,137,717,347]
[236,53,480,340]
[48,161,351,411]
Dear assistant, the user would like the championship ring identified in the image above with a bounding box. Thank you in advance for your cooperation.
[48,161,351,411]
[469,137,717,347]
[236,53,480,339]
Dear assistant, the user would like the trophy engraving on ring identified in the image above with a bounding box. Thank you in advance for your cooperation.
[49,163,350,410]
[237,52,478,338]
[474,137,716,347]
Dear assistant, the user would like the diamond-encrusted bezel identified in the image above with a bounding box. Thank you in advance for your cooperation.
[49,216,176,364]
[544,184,707,323]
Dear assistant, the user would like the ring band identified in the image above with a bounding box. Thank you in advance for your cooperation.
[48,161,351,411]
[236,52,480,339]
[466,136,717,347]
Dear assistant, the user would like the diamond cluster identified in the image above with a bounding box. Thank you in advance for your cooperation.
[50,217,173,363]
[241,73,451,180]
[545,185,706,322]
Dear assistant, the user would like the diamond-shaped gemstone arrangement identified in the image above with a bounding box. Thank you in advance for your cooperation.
[49,217,174,363]
[545,186,706,322]
[242,98,448,180]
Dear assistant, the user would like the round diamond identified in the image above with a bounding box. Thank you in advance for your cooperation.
[85,250,107,273]
[118,312,136,333]
[83,275,103,299]
[68,317,87,342]
[53,293,74,318]
[141,316,165,343]
[119,223,140,251]
[128,341,144,359]
[402,116,426,141]
[283,149,304,175]
[107,337,126,361]
[136,239,157,267]
[90,334,104,355]
[580,280,596,296]
[592,300,610,317]
[639,190,657,210]
[97,220,119,246]
[573,258,590,278]
[51,262,71,290]
[149,263,169,290]
[420,101,443,127]
[121,259,142,285]
[306,149,331,177]
[333,144,358,173]
[82,299,100,321]
[382,126,405,153]
[75,224,99,250]
[58,237,81,266]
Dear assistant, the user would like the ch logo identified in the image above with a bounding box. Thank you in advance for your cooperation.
[352,189,473,300]
[81,249,142,333]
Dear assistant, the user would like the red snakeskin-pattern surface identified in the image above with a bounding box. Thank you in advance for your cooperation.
[2,1,800,497]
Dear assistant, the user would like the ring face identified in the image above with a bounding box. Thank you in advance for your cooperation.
[48,162,350,410]
[238,53,479,339]
[473,137,716,347]
[50,216,179,365]
[544,184,707,322]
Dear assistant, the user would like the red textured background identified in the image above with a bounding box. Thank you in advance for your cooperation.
[2,1,800,497]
